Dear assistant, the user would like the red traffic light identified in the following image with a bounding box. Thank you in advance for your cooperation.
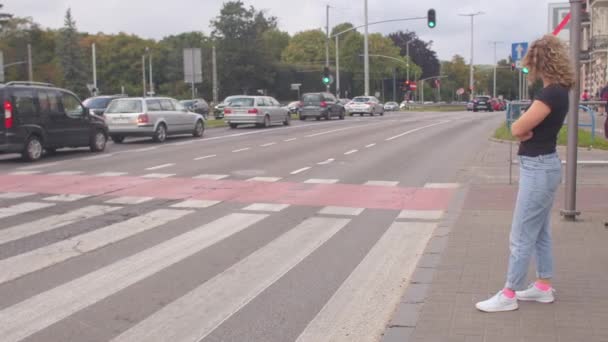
[511,63,516,71]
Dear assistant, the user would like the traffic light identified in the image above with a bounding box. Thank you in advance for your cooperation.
[511,63,516,71]
[404,80,411,91]
[322,66,331,85]
[522,66,529,74]
[427,9,436,28]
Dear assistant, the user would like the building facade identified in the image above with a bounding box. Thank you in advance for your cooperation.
[583,0,608,97]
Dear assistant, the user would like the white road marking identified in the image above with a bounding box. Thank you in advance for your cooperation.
[0,209,193,285]
[290,167,311,175]
[111,217,350,342]
[243,203,290,212]
[319,206,365,216]
[170,199,221,209]
[194,154,217,161]
[305,126,358,137]
[232,147,251,153]
[48,171,84,176]
[173,140,194,146]
[385,120,450,141]
[9,171,42,175]
[260,142,276,147]
[284,138,297,142]
[424,183,460,189]
[193,174,229,180]
[0,202,55,220]
[95,172,128,177]
[105,196,153,205]
[0,213,266,342]
[364,180,399,187]
[247,177,282,182]
[304,178,339,184]
[43,194,90,202]
[80,154,114,161]
[295,222,436,342]
[0,192,35,199]
[397,210,444,220]
[17,162,60,170]
[145,163,175,171]
[365,143,376,148]
[132,147,159,152]
[0,205,122,245]
[142,173,175,178]
[344,149,358,155]
[317,158,335,165]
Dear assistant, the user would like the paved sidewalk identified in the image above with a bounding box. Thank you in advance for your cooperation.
[382,141,608,342]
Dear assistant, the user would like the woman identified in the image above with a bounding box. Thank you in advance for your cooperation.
[476,34,574,312]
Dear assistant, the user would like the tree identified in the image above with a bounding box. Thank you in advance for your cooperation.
[389,30,440,80]
[55,9,87,97]
[0,3,13,29]
[281,29,327,65]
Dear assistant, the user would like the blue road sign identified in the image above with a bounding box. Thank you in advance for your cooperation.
[511,42,529,63]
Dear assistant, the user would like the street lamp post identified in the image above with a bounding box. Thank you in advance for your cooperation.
[363,0,370,96]
[406,39,414,81]
[460,12,484,100]
[490,41,503,98]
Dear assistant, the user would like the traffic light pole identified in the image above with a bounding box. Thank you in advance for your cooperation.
[363,0,369,96]
[326,4,330,92]
[336,35,340,97]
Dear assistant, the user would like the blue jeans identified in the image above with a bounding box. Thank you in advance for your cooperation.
[505,152,562,290]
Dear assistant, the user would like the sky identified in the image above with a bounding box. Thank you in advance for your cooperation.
[7,0,570,65]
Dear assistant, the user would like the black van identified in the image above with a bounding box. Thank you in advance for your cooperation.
[0,81,109,161]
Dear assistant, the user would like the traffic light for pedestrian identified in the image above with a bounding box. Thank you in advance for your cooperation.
[522,66,529,74]
[322,66,331,85]
[427,9,436,28]
[511,63,516,71]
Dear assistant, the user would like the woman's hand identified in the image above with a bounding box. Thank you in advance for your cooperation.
[517,131,534,142]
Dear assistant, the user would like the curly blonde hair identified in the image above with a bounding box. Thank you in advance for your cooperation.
[521,35,575,89]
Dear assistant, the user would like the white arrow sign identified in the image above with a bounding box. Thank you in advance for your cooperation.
[516,44,524,60]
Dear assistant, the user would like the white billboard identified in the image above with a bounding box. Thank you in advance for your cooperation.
[548,2,571,43]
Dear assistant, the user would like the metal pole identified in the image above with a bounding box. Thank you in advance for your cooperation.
[27,43,33,82]
[393,68,396,102]
[336,35,340,97]
[562,0,582,220]
[518,70,522,100]
[191,49,195,99]
[469,16,474,100]
[493,42,497,98]
[212,45,218,104]
[363,0,370,96]
[142,54,146,97]
[421,80,424,103]
[148,50,153,95]
[92,43,97,95]
[406,41,410,81]
[325,5,330,92]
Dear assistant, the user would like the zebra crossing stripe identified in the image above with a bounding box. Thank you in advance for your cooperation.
[0,202,55,219]
[0,205,122,245]
[296,222,436,342]
[112,217,350,342]
[0,209,193,285]
[0,212,267,342]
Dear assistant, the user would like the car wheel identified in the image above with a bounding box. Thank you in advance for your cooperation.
[300,115,306,121]
[22,135,43,162]
[111,135,125,143]
[193,120,204,137]
[283,114,291,126]
[380,111,384,116]
[263,115,271,128]
[90,130,107,152]
[315,116,321,121]
[229,123,238,129]
[339,110,345,120]
[153,123,167,143]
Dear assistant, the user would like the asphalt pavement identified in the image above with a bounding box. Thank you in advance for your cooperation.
[0,110,504,342]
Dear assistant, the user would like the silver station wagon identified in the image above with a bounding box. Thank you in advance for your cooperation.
[105,97,206,143]
[223,96,291,129]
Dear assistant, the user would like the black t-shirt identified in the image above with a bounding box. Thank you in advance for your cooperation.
[518,84,569,156]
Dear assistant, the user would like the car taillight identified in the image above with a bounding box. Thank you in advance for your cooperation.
[4,100,13,129]
[137,113,149,124]
[224,108,232,114]
[320,101,327,108]
[248,108,259,114]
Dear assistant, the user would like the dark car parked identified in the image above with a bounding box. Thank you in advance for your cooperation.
[83,94,127,116]
[472,96,493,112]
[180,98,210,119]
[0,81,108,161]
[299,92,345,121]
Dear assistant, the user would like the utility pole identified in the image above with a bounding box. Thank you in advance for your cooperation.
[490,41,503,98]
[325,4,330,92]
[392,68,397,102]
[92,43,97,95]
[562,0,582,220]
[363,0,370,96]
[147,47,154,96]
[142,54,146,97]
[27,43,33,82]
[212,45,218,105]
[460,12,484,100]
[406,39,413,81]
[336,35,340,97]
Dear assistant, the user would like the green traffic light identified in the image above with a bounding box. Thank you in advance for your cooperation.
[522,67,529,74]
[322,77,330,85]
[428,22,435,28]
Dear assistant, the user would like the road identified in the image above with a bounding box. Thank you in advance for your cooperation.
[0,110,503,342]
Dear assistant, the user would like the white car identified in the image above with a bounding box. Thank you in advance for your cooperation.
[345,96,384,116]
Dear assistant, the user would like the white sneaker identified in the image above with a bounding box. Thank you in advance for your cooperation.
[475,291,518,313]
[516,284,555,303]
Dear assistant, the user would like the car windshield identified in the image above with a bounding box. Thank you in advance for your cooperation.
[83,97,113,109]
[226,97,254,107]
[180,100,196,107]
[386,102,397,105]
[302,94,321,102]
[105,99,143,114]
[353,97,371,103]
